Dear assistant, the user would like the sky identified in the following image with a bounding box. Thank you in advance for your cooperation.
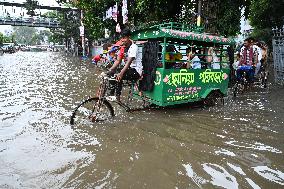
[0,0,60,33]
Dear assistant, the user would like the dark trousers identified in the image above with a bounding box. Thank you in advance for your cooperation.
[236,68,255,83]
[109,68,140,96]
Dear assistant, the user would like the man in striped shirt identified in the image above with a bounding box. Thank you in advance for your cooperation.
[237,38,258,83]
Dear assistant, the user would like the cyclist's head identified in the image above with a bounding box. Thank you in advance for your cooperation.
[244,38,251,48]
[120,28,131,46]
[246,37,256,44]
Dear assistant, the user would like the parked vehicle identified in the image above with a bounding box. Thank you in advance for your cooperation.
[0,47,4,56]
[1,43,16,53]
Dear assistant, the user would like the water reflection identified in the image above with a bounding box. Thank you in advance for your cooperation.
[225,140,282,153]
[0,52,283,188]
[254,166,284,185]
[203,163,239,189]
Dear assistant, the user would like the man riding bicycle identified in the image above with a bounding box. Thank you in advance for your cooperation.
[107,28,143,101]
[237,38,258,83]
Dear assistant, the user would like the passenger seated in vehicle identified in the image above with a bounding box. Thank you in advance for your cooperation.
[207,47,221,69]
[255,41,268,76]
[165,45,183,69]
[233,53,240,70]
[187,48,201,69]
[186,48,192,69]
[199,48,208,69]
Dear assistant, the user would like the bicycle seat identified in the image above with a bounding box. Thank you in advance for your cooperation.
[238,65,253,71]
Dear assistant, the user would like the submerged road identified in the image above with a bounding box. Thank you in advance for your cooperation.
[0,52,283,188]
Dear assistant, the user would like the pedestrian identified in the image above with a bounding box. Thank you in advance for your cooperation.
[249,38,262,77]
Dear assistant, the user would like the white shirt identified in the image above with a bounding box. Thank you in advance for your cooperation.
[191,56,201,69]
[253,45,262,63]
[234,60,239,70]
[127,44,143,75]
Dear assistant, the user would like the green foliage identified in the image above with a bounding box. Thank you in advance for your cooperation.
[214,0,249,36]
[2,35,13,43]
[134,0,185,23]
[12,26,48,45]
[42,11,58,18]
[248,0,284,46]
[54,0,254,40]
[0,32,3,45]
[13,26,37,44]
[47,10,80,44]
[250,28,273,47]
[25,0,39,16]
[74,0,115,40]
[0,31,14,44]
[249,0,284,29]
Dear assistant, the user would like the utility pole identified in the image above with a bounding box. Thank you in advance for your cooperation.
[197,0,202,27]
[80,9,85,57]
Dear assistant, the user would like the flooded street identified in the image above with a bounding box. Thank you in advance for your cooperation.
[0,52,284,188]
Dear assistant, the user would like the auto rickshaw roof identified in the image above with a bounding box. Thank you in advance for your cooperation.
[132,22,235,45]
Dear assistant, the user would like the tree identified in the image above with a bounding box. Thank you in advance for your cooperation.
[54,0,252,41]
[248,0,284,45]
[12,26,41,45]
[0,32,14,43]
[249,0,284,30]
[45,10,81,46]
[207,0,250,36]
[25,0,39,16]
[0,32,3,45]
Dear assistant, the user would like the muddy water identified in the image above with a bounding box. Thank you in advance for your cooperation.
[0,52,283,189]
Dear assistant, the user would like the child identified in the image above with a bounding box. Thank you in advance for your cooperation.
[105,46,119,68]
[92,54,103,65]
[208,47,220,69]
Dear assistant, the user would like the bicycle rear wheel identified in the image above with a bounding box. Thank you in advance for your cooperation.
[233,80,246,97]
[70,97,114,125]
[260,71,268,88]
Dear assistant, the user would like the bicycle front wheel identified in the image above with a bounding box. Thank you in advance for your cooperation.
[233,81,245,97]
[70,97,114,125]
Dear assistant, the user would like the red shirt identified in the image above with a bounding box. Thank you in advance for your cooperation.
[118,46,125,59]
[92,55,101,62]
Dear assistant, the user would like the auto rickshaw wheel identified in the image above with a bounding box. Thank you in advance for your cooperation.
[203,90,223,107]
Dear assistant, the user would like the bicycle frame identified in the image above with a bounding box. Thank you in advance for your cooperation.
[89,76,111,121]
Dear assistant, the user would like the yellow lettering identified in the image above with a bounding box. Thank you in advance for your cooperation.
[199,69,224,84]
[167,69,195,87]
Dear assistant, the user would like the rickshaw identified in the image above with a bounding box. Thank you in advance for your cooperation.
[70,22,235,125]
[232,41,269,97]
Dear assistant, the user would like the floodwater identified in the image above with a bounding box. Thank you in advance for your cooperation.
[0,51,283,189]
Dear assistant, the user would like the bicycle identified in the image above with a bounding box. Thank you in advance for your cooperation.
[70,73,147,125]
[233,65,255,97]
